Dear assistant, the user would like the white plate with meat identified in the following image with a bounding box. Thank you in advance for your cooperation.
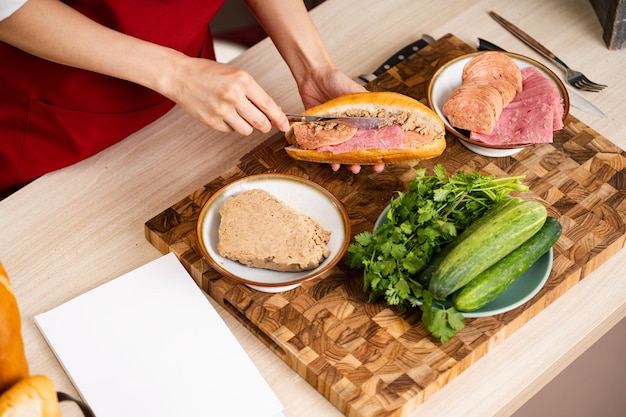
[427,51,569,157]
[196,174,351,292]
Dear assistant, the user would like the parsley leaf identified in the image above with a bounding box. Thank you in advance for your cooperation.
[420,291,465,344]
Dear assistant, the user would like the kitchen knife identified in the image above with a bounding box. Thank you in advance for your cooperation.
[477,38,607,118]
[357,34,435,85]
[285,113,394,130]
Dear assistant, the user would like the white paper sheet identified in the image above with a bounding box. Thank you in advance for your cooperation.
[35,253,284,417]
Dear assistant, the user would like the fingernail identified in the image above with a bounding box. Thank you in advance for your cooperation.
[279,120,290,132]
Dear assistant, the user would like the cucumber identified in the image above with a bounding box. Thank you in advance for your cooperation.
[428,200,547,298]
[416,197,522,286]
[453,216,562,311]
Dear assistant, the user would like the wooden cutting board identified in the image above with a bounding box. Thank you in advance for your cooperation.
[145,34,626,417]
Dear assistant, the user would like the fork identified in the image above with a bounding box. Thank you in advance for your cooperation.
[489,11,607,92]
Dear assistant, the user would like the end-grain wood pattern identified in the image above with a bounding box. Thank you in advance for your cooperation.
[145,34,626,417]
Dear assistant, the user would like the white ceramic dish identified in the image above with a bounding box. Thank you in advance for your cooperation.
[196,174,350,293]
[374,204,552,317]
[427,51,570,157]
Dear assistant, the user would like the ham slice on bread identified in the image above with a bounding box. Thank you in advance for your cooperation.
[285,92,446,165]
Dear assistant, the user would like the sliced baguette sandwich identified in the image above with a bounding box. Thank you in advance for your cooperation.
[285,91,446,165]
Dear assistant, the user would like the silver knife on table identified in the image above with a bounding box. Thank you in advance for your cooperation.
[356,34,435,85]
[477,38,607,118]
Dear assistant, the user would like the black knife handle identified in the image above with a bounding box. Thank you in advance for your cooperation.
[477,38,506,52]
[372,38,430,76]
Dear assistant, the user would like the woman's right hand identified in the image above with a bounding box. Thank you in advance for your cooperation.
[0,0,291,137]
[159,56,290,136]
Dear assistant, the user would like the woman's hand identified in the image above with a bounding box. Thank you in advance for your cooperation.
[0,0,291,137]
[296,65,366,108]
[245,0,387,173]
[160,57,290,136]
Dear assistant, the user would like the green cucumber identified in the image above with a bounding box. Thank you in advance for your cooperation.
[428,200,548,298]
[453,216,562,311]
[416,197,522,287]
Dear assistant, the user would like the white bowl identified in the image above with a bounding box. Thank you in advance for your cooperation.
[427,51,570,157]
[196,174,350,292]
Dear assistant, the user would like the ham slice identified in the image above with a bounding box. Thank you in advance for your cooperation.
[443,52,522,134]
[316,124,404,154]
[470,67,564,145]
[469,103,555,145]
[292,122,358,150]
[462,51,523,92]
[513,67,564,130]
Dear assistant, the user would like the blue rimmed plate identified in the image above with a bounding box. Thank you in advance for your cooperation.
[374,204,552,317]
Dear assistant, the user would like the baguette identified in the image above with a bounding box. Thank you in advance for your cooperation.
[285,92,446,165]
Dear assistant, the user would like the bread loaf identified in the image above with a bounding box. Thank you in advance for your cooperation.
[0,263,30,394]
[0,263,62,417]
[217,189,331,272]
[0,375,61,417]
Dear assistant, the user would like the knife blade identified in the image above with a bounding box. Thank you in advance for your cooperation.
[477,38,607,118]
[285,113,394,130]
[357,34,435,85]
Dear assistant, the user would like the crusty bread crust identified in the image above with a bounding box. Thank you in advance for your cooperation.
[0,375,61,417]
[285,91,446,164]
[0,263,30,394]
[0,264,61,417]
[218,189,331,272]
[285,135,446,165]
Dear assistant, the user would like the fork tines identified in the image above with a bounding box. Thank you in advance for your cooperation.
[567,69,607,92]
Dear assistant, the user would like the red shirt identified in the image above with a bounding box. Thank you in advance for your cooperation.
[0,0,225,198]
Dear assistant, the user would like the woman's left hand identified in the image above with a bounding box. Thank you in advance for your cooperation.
[296,65,366,108]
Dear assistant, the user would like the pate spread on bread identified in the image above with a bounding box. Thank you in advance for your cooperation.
[217,189,331,272]
[284,91,446,165]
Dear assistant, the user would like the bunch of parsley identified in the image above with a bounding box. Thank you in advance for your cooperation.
[345,164,528,343]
